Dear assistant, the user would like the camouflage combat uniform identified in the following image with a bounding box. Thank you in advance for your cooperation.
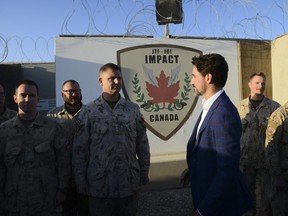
[0,113,70,216]
[47,104,83,145]
[47,104,83,122]
[236,97,280,216]
[0,107,16,124]
[47,104,89,216]
[265,101,288,216]
[73,96,150,215]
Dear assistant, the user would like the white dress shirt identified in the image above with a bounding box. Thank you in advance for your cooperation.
[196,89,224,137]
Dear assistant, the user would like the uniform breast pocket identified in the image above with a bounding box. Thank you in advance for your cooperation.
[261,117,269,127]
[34,141,54,164]
[87,167,105,192]
[91,118,109,142]
[125,121,137,141]
[4,141,22,168]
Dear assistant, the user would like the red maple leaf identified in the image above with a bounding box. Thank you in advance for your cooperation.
[146,70,180,108]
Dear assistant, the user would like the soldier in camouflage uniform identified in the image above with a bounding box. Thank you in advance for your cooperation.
[0,84,16,124]
[265,101,288,216]
[47,80,89,216]
[236,72,280,216]
[47,80,83,121]
[0,80,70,216]
[73,63,150,216]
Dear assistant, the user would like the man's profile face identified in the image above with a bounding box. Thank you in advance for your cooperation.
[190,66,207,97]
[61,82,82,107]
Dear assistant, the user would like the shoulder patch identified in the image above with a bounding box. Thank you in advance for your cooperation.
[267,126,275,137]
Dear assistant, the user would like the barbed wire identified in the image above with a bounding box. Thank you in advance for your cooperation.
[1,0,288,63]
[0,35,54,63]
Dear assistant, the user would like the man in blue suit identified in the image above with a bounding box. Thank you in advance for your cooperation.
[183,53,253,216]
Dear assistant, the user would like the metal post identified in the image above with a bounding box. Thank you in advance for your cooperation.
[165,23,170,38]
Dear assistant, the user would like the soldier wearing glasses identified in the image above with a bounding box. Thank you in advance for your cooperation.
[0,84,16,124]
[47,80,83,121]
[47,80,89,216]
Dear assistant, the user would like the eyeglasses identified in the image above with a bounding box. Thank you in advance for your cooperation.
[62,89,81,94]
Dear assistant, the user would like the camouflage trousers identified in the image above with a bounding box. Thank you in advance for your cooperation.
[89,193,138,216]
[266,179,288,216]
[241,165,270,216]
[61,186,90,216]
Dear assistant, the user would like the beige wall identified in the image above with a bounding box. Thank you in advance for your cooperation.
[238,40,272,100]
[271,34,288,105]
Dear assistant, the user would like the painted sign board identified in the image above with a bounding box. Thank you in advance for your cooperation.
[55,36,240,188]
[117,44,202,140]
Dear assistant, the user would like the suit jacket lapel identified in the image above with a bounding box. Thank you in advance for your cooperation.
[187,111,202,152]
[195,92,226,147]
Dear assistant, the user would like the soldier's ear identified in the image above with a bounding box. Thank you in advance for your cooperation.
[13,94,17,103]
[248,81,252,89]
[98,77,103,85]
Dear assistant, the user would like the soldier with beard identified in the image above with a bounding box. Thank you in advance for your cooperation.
[47,80,89,216]
[236,73,280,216]
[47,80,83,121]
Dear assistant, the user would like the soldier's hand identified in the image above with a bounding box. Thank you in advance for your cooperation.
[180,168,190,187]
[140,171,149,185]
